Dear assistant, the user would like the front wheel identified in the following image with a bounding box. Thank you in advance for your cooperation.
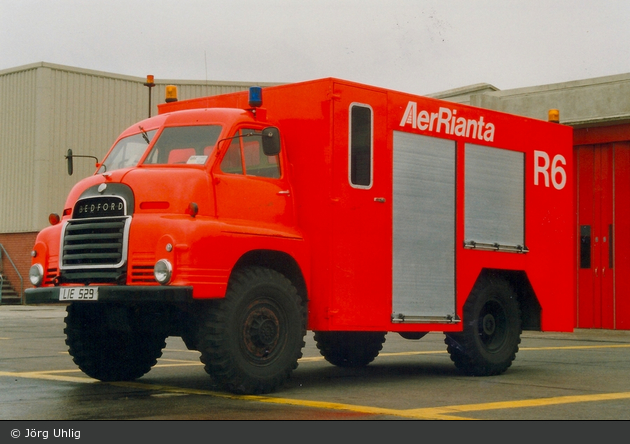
[445,276,522,376]
[197,267,306,394]
[64,303,166,381]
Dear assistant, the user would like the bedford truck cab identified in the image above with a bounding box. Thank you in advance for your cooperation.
[30,99,296,294]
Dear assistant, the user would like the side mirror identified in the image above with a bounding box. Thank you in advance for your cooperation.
[66,149,74,176]
[261,127,281,156]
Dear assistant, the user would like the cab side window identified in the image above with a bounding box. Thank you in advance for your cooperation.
[220,137,243,174]
[220,129,281,178]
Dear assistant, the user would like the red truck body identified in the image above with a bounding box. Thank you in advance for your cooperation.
[25,78,574,394]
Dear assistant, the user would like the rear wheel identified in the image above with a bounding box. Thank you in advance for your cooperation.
[64,303,166,381]
[197,267,306,394]
[445,277,522,376]
[314,331,387,368]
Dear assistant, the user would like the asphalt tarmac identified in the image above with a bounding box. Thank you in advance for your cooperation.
[1,304,630,422]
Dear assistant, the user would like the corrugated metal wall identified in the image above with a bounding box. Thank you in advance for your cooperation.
[0,62,278,233]
[0,67,38,232]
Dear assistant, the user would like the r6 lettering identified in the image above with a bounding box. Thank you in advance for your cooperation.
[534,150,566,190]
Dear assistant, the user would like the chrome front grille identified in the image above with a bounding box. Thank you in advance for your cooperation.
[59,215,131,284]
[62,216,130,268]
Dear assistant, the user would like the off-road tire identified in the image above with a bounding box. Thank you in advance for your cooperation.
[197,266,306,394]
[64,303,166,381]
[314,331,387,368]
[445,276,522,376]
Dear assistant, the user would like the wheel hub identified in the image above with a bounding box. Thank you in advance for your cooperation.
[478,300,509,351]
[482,313,496,335]
[251,317,278,347]
[242,305,281,360]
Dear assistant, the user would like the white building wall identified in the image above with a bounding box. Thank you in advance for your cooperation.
[0,67,38,232]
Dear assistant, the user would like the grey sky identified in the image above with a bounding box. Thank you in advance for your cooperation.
[1,0,629,96]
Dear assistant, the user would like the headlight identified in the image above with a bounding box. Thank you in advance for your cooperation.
[154,259,173,285]
[29,264,44,287]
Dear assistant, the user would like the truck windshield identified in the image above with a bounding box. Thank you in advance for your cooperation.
[97,129,157,174]
[143,125,223,166]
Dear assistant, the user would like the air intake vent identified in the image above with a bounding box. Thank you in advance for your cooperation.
[131,265,156,283]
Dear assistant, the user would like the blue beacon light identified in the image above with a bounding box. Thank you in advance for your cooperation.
[249,87,263,108]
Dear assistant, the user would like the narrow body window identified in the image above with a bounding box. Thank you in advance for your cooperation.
[349,104,373,188]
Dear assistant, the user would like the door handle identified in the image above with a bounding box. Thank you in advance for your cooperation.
[277,190,290,196]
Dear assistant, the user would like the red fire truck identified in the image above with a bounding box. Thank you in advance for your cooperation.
[25,78,574,394]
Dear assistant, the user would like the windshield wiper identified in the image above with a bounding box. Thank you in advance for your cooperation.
[139,125,150,144]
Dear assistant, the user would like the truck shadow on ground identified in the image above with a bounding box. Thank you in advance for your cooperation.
[149,358,522,395]
[50,359,534,421]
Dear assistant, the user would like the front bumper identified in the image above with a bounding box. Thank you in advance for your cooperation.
[24,286,194,304]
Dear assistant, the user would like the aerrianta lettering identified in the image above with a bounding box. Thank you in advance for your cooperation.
[399,101,495,142]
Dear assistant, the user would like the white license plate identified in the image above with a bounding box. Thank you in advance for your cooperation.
[59,286,99,301]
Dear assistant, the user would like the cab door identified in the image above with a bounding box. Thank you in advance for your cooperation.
[213,128,294,230]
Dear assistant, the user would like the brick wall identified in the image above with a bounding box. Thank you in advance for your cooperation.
[0,232,37,297]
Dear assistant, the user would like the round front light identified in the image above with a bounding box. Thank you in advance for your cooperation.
[154,259,173,285]
[29,264,44,287]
